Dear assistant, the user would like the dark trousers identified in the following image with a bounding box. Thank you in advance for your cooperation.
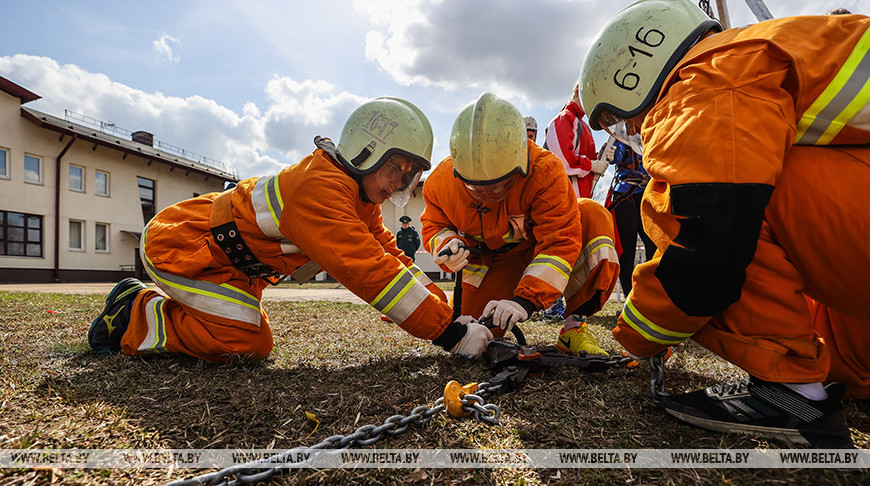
[612,191,655,296]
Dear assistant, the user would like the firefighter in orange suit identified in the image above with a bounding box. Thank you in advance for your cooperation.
[579,0,870,447]
[88,98,494,362]
[422,92,620,356]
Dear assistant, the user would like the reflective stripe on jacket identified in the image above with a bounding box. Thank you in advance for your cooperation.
[421,140,587,310]
[145,149,452,340]
[615,14,870,356]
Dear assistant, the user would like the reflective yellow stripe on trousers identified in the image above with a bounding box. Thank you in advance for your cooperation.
[572,236,618,283]
[141,226,264,327]
[795,26,870,145]
[138,294,169,354]
[460,263,489,289]
[523,253,571,292]
[621,298,693,346]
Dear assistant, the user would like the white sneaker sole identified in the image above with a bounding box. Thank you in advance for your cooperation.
[664,408,811,446]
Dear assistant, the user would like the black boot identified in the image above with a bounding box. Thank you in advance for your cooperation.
[88,278,147,354]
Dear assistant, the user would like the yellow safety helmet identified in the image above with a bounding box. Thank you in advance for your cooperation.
[337,97,433,175]
[336,97,433,207]
[450,92,528,187]
[578,0,721,153]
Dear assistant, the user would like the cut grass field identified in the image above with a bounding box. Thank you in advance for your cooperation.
[1,289,868,485]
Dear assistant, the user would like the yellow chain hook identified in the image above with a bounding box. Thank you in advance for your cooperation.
[443,380,479,418]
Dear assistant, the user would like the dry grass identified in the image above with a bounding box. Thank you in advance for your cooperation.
[0,290,868,485]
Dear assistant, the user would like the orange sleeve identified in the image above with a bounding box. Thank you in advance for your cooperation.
[421,158,470,273]
[280,158,454,341]
[369,210,448,302]
[614,41,795,357]
[513,145,584,309]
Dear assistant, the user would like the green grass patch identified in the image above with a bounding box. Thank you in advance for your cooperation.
[0,290,867,485]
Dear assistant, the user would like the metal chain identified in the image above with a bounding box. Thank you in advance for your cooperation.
[474,380,503,399]
[460,393,501,425]
[698,0,714,18]
[649,353,668,400]
[166,392,501,486]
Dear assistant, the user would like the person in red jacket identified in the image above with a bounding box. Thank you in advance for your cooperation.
[422,92,620,356]
[544,81,608,199]
[579,0,870,447]
[88,97,493,362]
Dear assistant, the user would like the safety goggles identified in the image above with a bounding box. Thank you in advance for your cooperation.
[598,111,644,155]
[463,175,518,205]
[375,154,426,207]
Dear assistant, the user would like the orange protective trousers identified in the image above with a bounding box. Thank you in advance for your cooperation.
[692,145,870,398]
[120,193,274,362]
[457,198,618,320]
[122,289,274,361]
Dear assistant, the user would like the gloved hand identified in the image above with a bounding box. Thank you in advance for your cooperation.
[433,239,470,272]
[454,315,475,325]
[591,156,608,175]
[604,145,616,162]
[450,322,493,358]
[482,299,528,333]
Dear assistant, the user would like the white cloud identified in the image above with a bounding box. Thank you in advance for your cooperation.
[357,0,622,107]
[3,0,862,181]
[0,54,367,179]
[260,76,369,161]
[153,34,182,64]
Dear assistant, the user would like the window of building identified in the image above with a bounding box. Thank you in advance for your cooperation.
[69,220,84,251]
[137,176,155,224]
[1,210,43,257]
[0,148,8,179]
[95,223,109,252]
[95,170,109,196]
[24,154,42,184]
[69,165,84,192]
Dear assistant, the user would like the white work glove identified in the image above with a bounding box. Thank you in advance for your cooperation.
[449,322,493,358]
[591,156,608,175]
[482,299,528,333]
[604,145,616,162]
[433,239,470,272]
[454,315,475,325]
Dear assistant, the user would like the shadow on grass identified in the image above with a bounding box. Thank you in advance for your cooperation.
[36,351,547,484]
[5,293,870,485]
[42,349,870,485]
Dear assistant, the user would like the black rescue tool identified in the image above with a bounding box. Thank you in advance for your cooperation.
[437,244,525,341]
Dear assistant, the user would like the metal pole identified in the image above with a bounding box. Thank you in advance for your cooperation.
[744,0,774,22]
[715,0,731,29]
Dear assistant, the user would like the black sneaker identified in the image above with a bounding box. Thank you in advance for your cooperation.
[660,376,853,448]
[88,278,147,354]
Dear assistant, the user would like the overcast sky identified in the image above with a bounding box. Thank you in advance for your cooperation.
[2,0,866,187]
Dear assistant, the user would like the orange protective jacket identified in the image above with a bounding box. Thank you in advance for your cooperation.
[616,16,870,360]
[137,146,453,354]
[422,140,590,312]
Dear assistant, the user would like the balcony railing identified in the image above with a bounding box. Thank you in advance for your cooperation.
[64,110,239,178]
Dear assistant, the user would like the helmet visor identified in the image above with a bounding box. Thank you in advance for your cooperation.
[464,175,517,205]
[374,154,426,207]
[600,111,644,155]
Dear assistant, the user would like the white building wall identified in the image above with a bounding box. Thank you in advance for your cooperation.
[0,90,58,271]
[0,87,231,280]
[379,183,444,280]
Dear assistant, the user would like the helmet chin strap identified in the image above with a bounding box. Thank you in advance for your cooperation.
[350,142,376,167]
